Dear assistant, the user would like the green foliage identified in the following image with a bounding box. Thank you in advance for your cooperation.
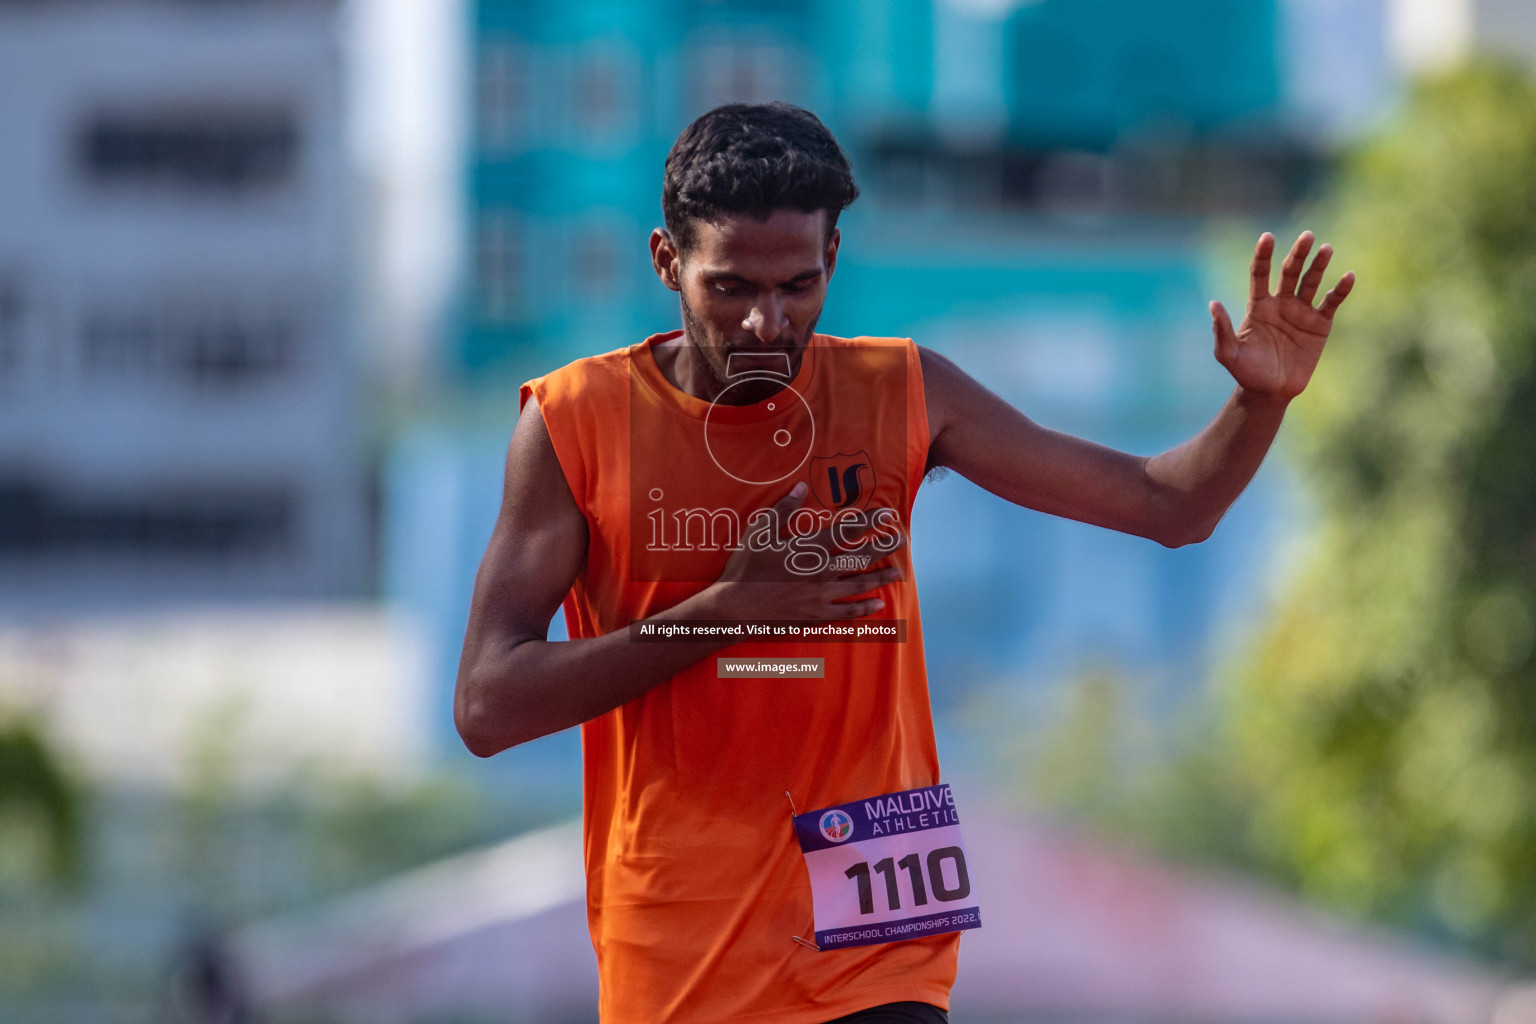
[1216,61,1536,961]
[0,768,552,1016]
[0,718,83,888]
[165,769,550,921]
[980,668,1256,875]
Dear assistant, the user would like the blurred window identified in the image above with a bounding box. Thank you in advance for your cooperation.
[474,209,523,323]
[477,39,527,155]
[78,108,298,192]
[572,42,639,145]
[0,478,294,557]
[688,38,797,114]
[572,220,622,300]
[80,296,299,389]
[0,278,23,382]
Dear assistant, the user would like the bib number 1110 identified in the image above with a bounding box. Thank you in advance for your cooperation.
[844,846,971,915]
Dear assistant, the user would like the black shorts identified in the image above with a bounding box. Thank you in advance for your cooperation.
[820,1001,948,1024]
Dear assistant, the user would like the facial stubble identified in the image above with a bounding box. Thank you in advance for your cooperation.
[677,289,820,392]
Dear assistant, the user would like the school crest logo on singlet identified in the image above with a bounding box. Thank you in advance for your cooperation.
[810,451,875,511]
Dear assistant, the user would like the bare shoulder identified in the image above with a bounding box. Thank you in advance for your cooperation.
[916,344,987,458]
[916,345,960,440]
[507,395,553,472]
[500,396,584,540]
[917,344,967,398]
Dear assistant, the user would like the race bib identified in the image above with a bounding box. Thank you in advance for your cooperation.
[792,783,982,950]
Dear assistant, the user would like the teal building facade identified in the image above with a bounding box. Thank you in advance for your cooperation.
[390,0,1302,783]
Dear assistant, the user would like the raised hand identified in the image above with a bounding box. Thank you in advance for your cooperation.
[1209,231,1355,400]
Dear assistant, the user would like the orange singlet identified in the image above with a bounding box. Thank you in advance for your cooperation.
[521,332,958,1023]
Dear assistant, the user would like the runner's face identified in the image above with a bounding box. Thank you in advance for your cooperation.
[669,209,839,381]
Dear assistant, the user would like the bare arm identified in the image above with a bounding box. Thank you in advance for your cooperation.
[454,398,898,757]
[922,231,1354,547]
[453,399,728,755]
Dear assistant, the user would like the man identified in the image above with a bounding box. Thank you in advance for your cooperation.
[454,103,1353,1024]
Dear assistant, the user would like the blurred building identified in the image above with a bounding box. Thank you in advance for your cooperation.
[455,0,1338,377]
[0,5,464,1019]
[1389,0,1536,73]
[386,0,1395,775]
[0,0,367,612]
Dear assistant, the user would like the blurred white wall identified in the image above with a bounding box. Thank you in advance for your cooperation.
[0,605,432,790]
[1280,0,1394,142]
[344,0,466,398]
[1388,0,1536,73]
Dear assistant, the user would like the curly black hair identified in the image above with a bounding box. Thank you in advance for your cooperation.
[662,102,859,253]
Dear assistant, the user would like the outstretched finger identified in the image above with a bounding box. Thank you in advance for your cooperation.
[813,515,907,562]
[773,481,809,514]
[1317,271,1356,321]
[1297,243,1333,304]
[1277,231,1314,296]
[1249,232,1275,303]
[832,565,904,598]
[770,481,812,541]
[1210,300,1238,369]
[828,540,906,581]
[828,596,888,619]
